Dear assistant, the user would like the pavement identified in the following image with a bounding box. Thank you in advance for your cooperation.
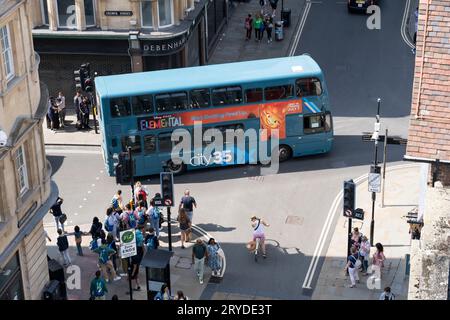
[312,164,420,300]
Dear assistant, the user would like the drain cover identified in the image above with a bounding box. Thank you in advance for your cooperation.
[285,215,304,226]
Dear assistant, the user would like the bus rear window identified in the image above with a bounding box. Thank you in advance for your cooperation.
[110,98,131,117]
[296,78,322,97]
[144,135,156,154]
[245,88,263,103]
[156,92,188,112]
[212,86,243,106]
[158,134,173,153]
[303,113,331,134]
[132,95,154,115]
[190,89,210,109]
[121,135,142,153]
[264,85,294,101]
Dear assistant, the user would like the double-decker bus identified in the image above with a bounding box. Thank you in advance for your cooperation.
[95,55,333,176]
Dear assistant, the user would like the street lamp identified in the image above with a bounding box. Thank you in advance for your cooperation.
[370,98,381,246]
[128,30,141,73]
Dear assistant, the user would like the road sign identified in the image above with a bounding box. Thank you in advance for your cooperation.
[368,173,381,193]
[120,229,137,259]
[353,208,364,220]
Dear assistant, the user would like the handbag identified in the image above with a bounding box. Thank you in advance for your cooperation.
[59,214,67,224]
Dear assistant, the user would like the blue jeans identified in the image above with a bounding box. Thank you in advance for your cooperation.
[76,243,83,256]
[151,217,160,237]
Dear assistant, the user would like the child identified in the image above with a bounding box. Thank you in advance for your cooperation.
[56,229,71,267]
[66,225,88,256]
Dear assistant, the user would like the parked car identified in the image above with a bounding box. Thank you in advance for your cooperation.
[348,0,379,13]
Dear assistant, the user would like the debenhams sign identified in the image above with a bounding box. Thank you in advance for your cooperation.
[141,33,186,56]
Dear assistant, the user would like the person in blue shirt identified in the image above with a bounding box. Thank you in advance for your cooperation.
[154,283,172,300]
[90,270,108,300]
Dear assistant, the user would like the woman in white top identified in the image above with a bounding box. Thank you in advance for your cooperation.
[359,235,371,275]
[251,215,270,258]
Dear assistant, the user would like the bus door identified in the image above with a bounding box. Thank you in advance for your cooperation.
[300,112,332,156]
[120,134,145,176]
[142,133,160,174]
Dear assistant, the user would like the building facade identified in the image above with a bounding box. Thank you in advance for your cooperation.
[0,0,58,300]
[404,0,450,300]
[31,0,229,98]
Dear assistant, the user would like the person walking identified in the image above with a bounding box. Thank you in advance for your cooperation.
[269,0,278,17]
[145,227,159,250]
[179,190,197,224]
[121,203,139,229]
[178,208,191,248]
[351,227,362,250]
[154,284,172,300]
[48,97,60,131]
[372,243,386,278]
[50,196,65,232]
[94,239,121,282]
[90,270,108,300]
[379,287,395,300]
[192,239,208,284]
[207,238,222,277]
[359,235,371,275]
[174,290,188,300]
[134,181,149,208]
[56,92,66,128]
[64,225,88,256]
[258,16,265,41]
[245,14,253,40]
[56,229,71,267]
[79,96,91,130]
[106,233,119,273]
[253,14,263,42]
[265,16,273,43]
[345,246,360,288]
[73,91,83,122]
[135,201,148,227]
[89,217,103,240]
[105,206,120,240]
[412,7,418,54]
[147,200,162,237]
[111,190,124,214]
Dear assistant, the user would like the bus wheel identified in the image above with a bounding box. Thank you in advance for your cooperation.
[278,145,292,162]
[167,160,185,175]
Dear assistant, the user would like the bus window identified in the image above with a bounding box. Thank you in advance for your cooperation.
[110,97,131,117]
[132,95,154,115]
[212,86,243,106]
[296,78,322,97]
[112,138,118,148]
[144,135,156,154]
[158,134,173,152]
[121,135,142,153]
[156,92,188,112]
[303,114,330,134]
[264,85,294,101]
[190,89,210,109]
[245,88,263,103]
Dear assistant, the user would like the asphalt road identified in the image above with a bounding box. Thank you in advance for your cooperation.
[44,0,415,300]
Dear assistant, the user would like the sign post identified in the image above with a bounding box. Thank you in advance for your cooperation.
[120,229,137,300]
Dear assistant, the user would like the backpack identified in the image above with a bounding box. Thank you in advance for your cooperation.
[99,246,110,264]
[104,218,114,232]
[90,239,99,251]
[93,279,105,297]
[151,207,160,220]
[137,210,147,225]
[350,254,361,269]
[128,212,137,228]
[138,189,147,201]
[111,196,119,209]
[146,235,159,250]
[385,293,395,300]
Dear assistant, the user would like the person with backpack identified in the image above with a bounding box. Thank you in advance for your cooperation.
[111,190,123,214]
[345,246,360,288]
[56,228,71,267]
[147,201,162,237]
[178,208,191,248]
[179,189,197,225]
[134,181,149,208]
[192,239,208,285]
[259,16,265,41]
[154,283,172,300]
[145,227,159,251]
[106,233,119,273]
[94,239,121,282]
[50,196,65,232]
[105,207,120,240]
[121,203,139,229]
[265,16,273,43]
[90,270,108,300]
[359,236,371,275]
[135,201,148,226]
[245,14,253,41]
[379,287,395,300]
[253,14,263,42]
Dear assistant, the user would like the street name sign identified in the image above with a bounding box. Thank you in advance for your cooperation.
[368,173,381,193]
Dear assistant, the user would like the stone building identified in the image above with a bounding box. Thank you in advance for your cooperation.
[404,0,450,300]
[0,0,58,299]
[31,0,229,97]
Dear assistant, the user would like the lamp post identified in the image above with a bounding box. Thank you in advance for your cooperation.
[370,98,381,246]
[128,30,142,73]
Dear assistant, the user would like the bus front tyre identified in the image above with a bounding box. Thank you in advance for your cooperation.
[166,160,185,175]
[278,145,292,162]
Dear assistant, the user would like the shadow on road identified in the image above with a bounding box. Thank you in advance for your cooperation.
[47,155,65,176]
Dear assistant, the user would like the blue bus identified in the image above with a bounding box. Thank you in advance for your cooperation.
[95,55,333,176]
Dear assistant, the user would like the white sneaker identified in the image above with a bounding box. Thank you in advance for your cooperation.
[200,279,204,284]
[114,276,121,281]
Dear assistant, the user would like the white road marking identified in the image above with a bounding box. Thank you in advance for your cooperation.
[96,177,100,180]
[401,0,415,49]
[288,0,312,57]
[79,205,83,209]
[83,198,87,201]
[74,213,78,216]
[88,191,91,194]
[302,164,419,289]
[91,184,95,187]
[45,148,102,155]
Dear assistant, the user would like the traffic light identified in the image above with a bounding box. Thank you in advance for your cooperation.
[115,152,131,184]
[343,179,355,218]
[160,172,174,207]
[74,69,82,91]
[80,63,91,92]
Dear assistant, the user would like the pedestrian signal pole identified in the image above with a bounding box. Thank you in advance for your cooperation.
[343,180,356,259]
[370,98,381,246]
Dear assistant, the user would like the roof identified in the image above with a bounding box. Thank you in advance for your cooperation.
[95,55,323,98]
[0,0,21,18]
[405,1,450,162]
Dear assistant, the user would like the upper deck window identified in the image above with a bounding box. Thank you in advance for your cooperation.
[296,78,322,97]
[132,95,154,115]
[110,98,131,118]
[190,89,210,109]
[156,92,188,113]
[245,88,263,103]
[264,85,294,101]
[212,86,243,107]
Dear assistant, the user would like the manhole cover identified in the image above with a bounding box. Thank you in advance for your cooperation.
[175,257,192,269]
[285,215,304,226]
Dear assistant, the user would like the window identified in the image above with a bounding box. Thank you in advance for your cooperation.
[144,135,156,154]
[84,0,96,26]
[141,1,153,27]
[264,85,294,101]
[212,86,243,106]
[245,88,263,103]
[296,78,322,97]
[40,0,49,25]
[303,113,332,134]
[158,0,173,27]
[190,89,210,109]
[155,92,188,112]
[56,0,76,28]
[158,134,173,152]
[110,98,131,118]
[132,95,154,115]
[0,25,14,81]
[121,136,142,154]
[15,145,29,196]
